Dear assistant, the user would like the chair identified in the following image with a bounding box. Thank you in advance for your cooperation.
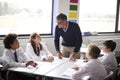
[104,71,113,80]
[0,63,10,80]
[0,63,11,80]
[116,56,120,64]
[104,65,120,80]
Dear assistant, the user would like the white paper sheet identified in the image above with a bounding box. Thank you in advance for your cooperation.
[9,66,38,73]
[0,64,3,67]
[62,68,76,77]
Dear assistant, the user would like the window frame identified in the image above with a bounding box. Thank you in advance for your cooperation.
[115,0,120,32]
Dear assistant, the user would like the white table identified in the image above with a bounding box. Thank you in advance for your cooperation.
[45,60,76,80]
[9,57,68,76]
[33,57,68,76]
[8,57,86,80]
[45,60,86,80]
[9,66,38,73]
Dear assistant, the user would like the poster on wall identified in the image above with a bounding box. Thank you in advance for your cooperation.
[70,0,78,3]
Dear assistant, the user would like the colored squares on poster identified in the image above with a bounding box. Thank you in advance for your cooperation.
[69,12,77,18]
[70,0,78,3]
[70,5,77,10]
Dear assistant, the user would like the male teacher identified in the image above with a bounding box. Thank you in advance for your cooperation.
[54,13,82,61]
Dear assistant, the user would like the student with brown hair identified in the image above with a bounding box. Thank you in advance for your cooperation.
[26,32,54,62]
[99,40,118,74]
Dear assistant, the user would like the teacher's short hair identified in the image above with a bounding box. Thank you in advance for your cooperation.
[56,13,67,21]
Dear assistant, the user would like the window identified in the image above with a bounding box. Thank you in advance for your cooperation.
[0,0,53,35]
[118,2,120,31]
[79,0,117,33]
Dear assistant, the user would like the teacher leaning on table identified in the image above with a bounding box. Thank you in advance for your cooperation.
[54,13,82,61]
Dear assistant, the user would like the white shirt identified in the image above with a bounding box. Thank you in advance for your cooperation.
[99,52,118,74]
[0,56,7,67]
[3,47,30,67]
[72,59,107,80]
[25,42,53,61]
[0,56,5,64]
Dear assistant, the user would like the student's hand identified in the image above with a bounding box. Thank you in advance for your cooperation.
[25,61,34,67]
[26,61,38,67]
[69,53,77,61]
[43,56,54,62]
[31,62,38,67]
[48,56,54,62]
[57,52,63,59]
[72,66,79,71]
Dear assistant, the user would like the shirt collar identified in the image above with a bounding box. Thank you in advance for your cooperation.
[88,59,98,62]
[10,49,16,53]
[103,51,113,56]
[63,21,69,32]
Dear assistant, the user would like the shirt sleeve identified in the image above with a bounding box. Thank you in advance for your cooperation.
[72,65,89,80]
[18,47,30,62]
[0,56,7,65]
[54,26,60,52]
[42,43,53,56]
[3,49,25,67]
[74,23,83,53]
[99,54,117,74]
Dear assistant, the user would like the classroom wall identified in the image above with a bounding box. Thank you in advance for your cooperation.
[58,0,79,22]
[0,37,56,57]
[0,34,120,57]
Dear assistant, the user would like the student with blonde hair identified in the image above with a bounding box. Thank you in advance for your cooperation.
[26,32,54,62]
[72,44,107,80]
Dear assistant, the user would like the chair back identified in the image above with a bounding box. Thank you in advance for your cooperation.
[104,66,120,80]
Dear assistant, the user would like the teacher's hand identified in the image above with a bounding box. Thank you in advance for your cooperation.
[69,53,77,61]
[57,52,63,59]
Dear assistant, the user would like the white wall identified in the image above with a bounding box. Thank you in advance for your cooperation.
[58,0,69,15]
[0,34,120,57]
[58,0,79,22]
[0,37,56,57]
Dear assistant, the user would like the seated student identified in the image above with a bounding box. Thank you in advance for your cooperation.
[99,40,118,74]
[26,32,54,62]
[72,44,107,80]
[2,33,37,80]
[3,33,37,67]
